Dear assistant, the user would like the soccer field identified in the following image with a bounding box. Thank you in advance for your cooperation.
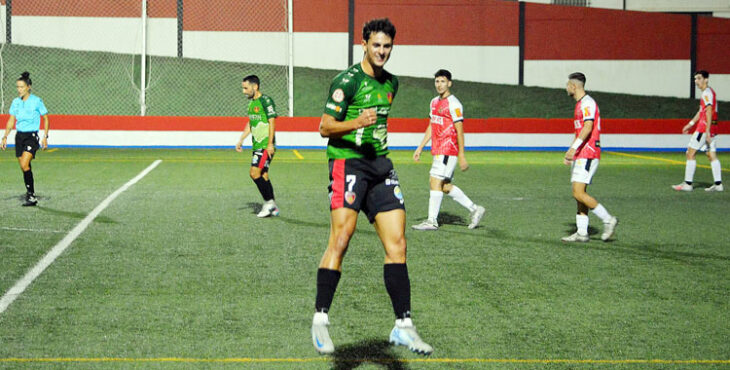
[1,149,729,369]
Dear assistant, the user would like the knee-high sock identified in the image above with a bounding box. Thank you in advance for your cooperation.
[384,263,411,319]
[315,268,341,313]
[684,159,696,184]
[447,185,476,212]
[23,170,34,194]
[253,177,269,201]
[711,160,722,184]
[428,191,443,222]
[591,203,612,223]
[264,178,275,201]
[576,214,589,236]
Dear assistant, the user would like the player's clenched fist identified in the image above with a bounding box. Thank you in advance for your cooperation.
[357,108,377,128]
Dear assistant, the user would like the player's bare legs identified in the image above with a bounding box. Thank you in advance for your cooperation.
[319,208,358,270]
[374,209,433,355]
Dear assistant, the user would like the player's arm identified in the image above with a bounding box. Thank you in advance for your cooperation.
[1,115,15,151]
[413,124,431,162]
[319,110,376,138]
[266,117,275,155]
[684,109,701,134]
[41,115,49,150]
[236,123,251,152]
[455,121,469,171]
[564,120,593,165]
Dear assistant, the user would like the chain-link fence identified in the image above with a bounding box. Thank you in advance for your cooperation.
[0,0,291,117]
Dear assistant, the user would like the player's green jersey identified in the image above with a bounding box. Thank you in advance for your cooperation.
[247,94,277,150]
[323,63,399,159]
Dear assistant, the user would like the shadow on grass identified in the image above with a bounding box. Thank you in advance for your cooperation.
[330,339,409,370]
[36,206,118,224]
[436,212,466,227]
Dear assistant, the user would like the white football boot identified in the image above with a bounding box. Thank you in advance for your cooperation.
[601,217,618,241]
[468,205,486,229]
[411,219,438,230]
[257,200,279,218]
[672,182,693,192]
[311,312,335,355]
[561,232,589,243]
[389,318,433,355]
[705,184,724,192]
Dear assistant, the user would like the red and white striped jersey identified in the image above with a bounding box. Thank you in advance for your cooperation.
[696,87,718,137]
[429,94,464,156]
[573,94,601,160]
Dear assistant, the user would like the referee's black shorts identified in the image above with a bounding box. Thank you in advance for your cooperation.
[15,131,40,158]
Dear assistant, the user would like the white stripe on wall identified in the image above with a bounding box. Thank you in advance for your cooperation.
[525,59,691,98]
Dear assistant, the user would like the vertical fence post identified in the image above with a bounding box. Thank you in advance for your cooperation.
[518,1,525,86]
[348,0,354,67]
[689,13,697,99]
[177,0,183,58]
[140,0,147,116]
[288,0,294,116]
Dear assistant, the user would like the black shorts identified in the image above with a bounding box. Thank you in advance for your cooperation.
[15,131,40,158]
[328,156,405,223]
[251,148,274,173]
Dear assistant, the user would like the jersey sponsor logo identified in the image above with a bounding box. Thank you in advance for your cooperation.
[267,106,275,114]
[332,89,345,103]
[326,102,342,113]
[574,119,582,129]
[431,116,444,125]
[345,191,356,205]
[393,185,404,204]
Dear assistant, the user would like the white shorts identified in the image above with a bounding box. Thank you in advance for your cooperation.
[687,132,717,152]
[571,158,599,184]
[429,154,458,181]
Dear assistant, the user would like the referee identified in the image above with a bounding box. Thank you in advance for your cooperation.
[1,72,49,207]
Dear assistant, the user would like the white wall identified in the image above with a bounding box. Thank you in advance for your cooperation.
[13,16,142,54]
[357,45,521,85]
[294,32,348,70]
[525,60,690,98]
[626,0,730,12]
[706,74,730,103]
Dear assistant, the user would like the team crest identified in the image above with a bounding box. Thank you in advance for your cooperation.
[393,185,403,204]
[254,106,260,113]
[345,191,356,205]
[332,89,344,103]
[387,92,393,104]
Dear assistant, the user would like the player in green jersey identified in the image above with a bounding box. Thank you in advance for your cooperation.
[311,18,433,356]
[235,75,279,217]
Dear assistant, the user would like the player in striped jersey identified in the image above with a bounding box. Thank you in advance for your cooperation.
[562,72,617,243]
[672,70,722,192]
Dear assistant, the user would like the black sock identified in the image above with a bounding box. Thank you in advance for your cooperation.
[315,268,341,313]
[23,170,34,194]
[685,181,693,185]
[384,263,411,319]
[253,177,269,201]
[716,181,722,185]
[264,178,275,201]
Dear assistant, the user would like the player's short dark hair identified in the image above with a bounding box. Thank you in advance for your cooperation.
[362,18,396,42]
[17,71,32,86]
[242,75,260,87]
[694,70,709,78]
[434,69,452,81]
[568,72,586,85]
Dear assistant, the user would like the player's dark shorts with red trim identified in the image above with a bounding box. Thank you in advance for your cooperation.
[251,148,274,173]
[15,131,40,158]
[328,156,405,223]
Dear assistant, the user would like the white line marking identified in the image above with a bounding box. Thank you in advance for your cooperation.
[0,159,162,315]
[0,226,65,234]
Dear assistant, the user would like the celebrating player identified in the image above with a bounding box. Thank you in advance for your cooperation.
[1,71,49,207]
[412,69,485,231]
[562,72,618,243]
[672,70,722,192]
[235,75,279,217]
[310,18,433,356]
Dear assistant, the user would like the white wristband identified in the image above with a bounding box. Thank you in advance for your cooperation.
[688,120,695,126]
[571,138,583,150]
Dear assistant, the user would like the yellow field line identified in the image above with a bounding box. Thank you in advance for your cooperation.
[606,151,730,172]
[46,148,58,153]
[0,357,728,365]
[292,149,304,159]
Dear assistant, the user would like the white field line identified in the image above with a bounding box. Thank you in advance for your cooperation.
[0,226,65,234]
[0,160,162,315]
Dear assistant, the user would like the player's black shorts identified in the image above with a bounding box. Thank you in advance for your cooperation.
[251,148,274,173]
[15,131,40,158]
[328,156,405,223]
